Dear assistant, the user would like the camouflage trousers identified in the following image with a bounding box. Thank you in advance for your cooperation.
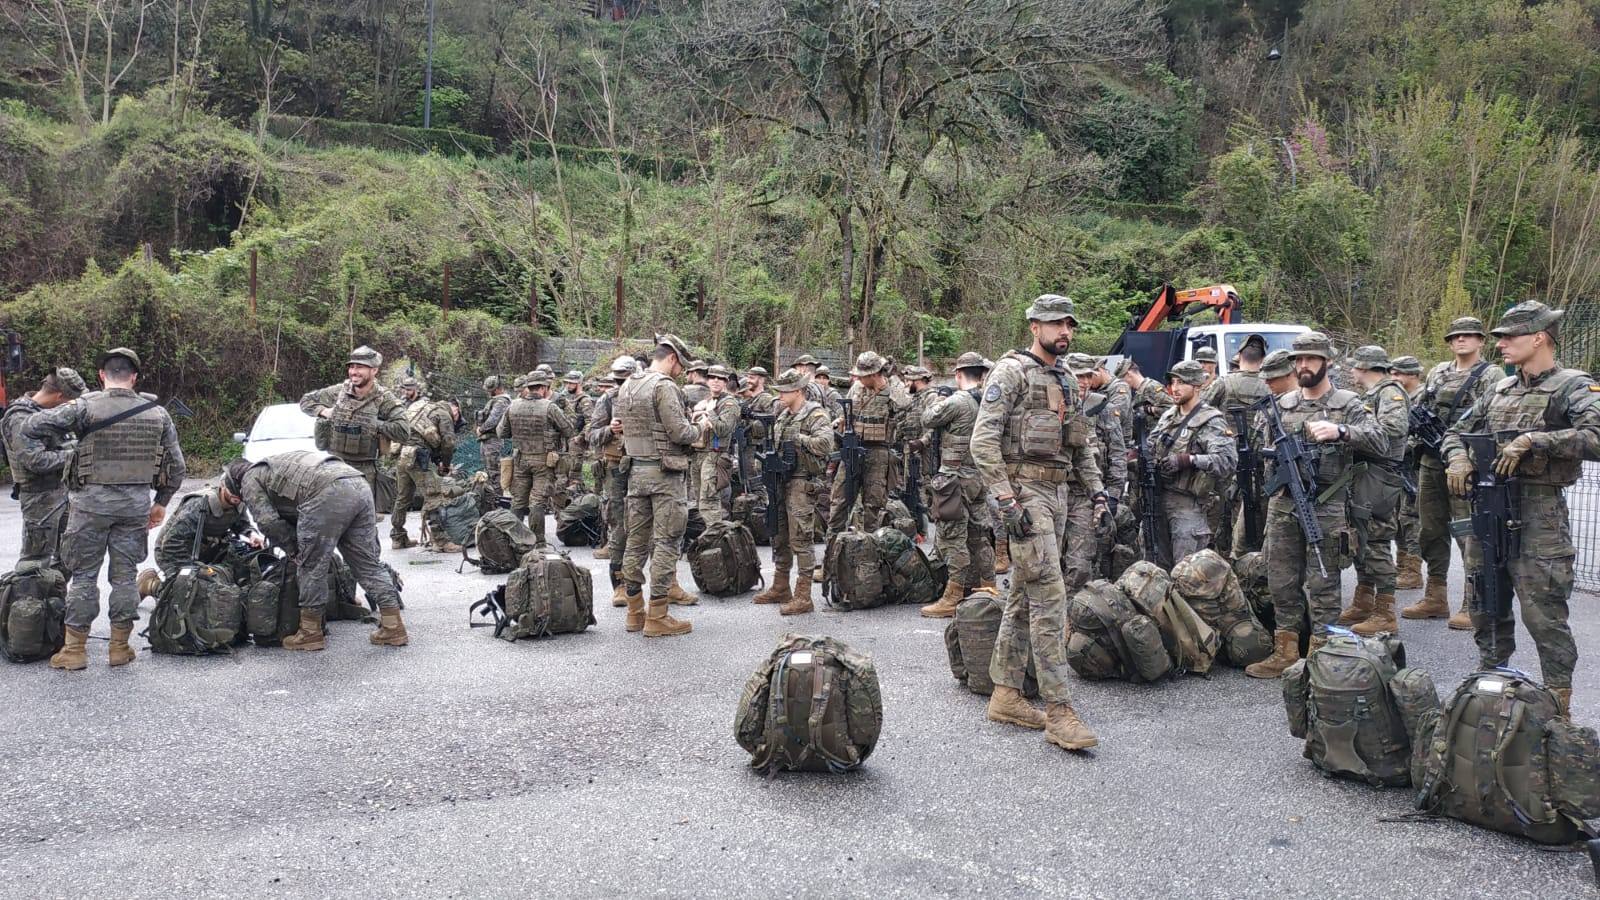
[695,451,727,525]
[991,479,1091,704]
[1353,507,1399,594]
[602,462,629,583]
[61,506,149,628]
[827,445,895,534]
[1165,492,1212,567]
[772,477,820,577]
[1469,486,1578,688]
[1396,465,1420,557]
[18,484,69,564]
[338,457,379,503]
[622,463,688,598]
[390,447,444,541]
[1264,494,1346,634]
[932,471,993,589]
[1417,461,1473,581]
[509,455,558,542]
[294,476,400,612]
[1059,486,1100,595]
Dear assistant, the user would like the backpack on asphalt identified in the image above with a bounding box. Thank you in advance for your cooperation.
[0,560,67,663]
[1281,630,1416,786]
[1115,560,1219,675]
[556,492,604,548]
[688,520,761,597]
[885,498,918,540]
[145,562,245,656]
[470,547,595,641]
[944,588,1038,697]
[1170,550,1272,668]
[467,509,541,575]
[730,494,770,546]
[821,528,891,610]
[1232,551,1274,632]
[327,555,387,621]
[873,526,947,606]
[1413,670,1600,843]
[735,633,882,776]
[1065,579,1172,683]
[433,492,482,548]
[243,555,300,646]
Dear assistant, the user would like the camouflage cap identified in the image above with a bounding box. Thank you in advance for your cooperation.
[512,374,531,390]
[1064,352,1097,376]
[99,347,142,371]
[482,375,502,392]
[1166,360,1208,387]
[685,359,709,375]
[1193,346,1219,364]
[1390,355,1423,376]
[1024,293,1078,324]
[525,371,552,388]
[1261,350,1293,379]
[49,367,87,398]
[953,351,990,372]
[793,353,819,367]
[347,345,382,369]
[1490,300,1563,338]
[815,365,832,379]
[902,365,932,381]
[707,364,732,379]
[747,366,770,379]
[654,333,694,365]
[399,376,423,392]
[564,369,583,383]
[1289,331,1335,359]
[850,351,888,377]
[772,368,807,393]
[1112,357,1133,378]
[610,356,638,375]
[1444,316,1486,340]
[1349,345,1391,371]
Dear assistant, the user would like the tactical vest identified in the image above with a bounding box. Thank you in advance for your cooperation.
[618,371,688,465]
[1363,377,1409,463]
[1153,404,1225,496]
[326,388,386,461]
[1277,388,1363,494]
[997,352,1092,474]
[591,394,625,462]
[1213,370,1270,411]
[260,450,356,503]
[937,389,980,469]
[852,387,894,445]
[1425,360,1492,420]
[76,390,165,486]
[403,398,446,452]
[775,402,828,476]
[506,397,559,459]
[1481,368,1592,486]
[683,382,710,408]
[478,394,509,434]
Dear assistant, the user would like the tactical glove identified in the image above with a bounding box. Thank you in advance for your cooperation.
[1493,433,1538,478]
[998,497,1033,540]
[1445,454,1474,497]
[1160,453,1193,475]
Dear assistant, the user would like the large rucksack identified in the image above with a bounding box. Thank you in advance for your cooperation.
[735,633,882,776]
[688,520,761,596]
[884,498,918,540]
[467,509,541,574]
[432,492,482,548]
[556,492,604,548]
[872,526,947,607]
[1065,579,1172,683]
[730,493,770,546]
[243,555,300,646]
[1232,551,1274,631]
[1281,630,1418,786]
[0,560,67,663]
[944,588,1037,697]
[821,528,892,610]
[1413,670,1600,843]
[470,547,595,640]
[1117,561,1220,675]
[1170,550,1272,667]
[145,562,246,655]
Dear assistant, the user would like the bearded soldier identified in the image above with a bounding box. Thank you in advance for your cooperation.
[299,346,409,498]
[1442,300,1600,717]
[1148,360,1238,567]
[1337,346,1411,636]
[390,377,460,552]
[751,370,834,616]
[589,357,637,601]
[690,364,741,525]
[1,366,85,563]
[916,352,996,617]
[971,294,1105,752]
[498,371,573,542]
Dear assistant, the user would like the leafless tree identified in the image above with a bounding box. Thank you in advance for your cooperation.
[10,0,157,125]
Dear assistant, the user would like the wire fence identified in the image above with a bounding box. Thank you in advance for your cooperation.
[1563,298,1600,591]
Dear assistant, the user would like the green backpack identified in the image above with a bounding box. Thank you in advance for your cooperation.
[467,509,541,575]
[1281,630,1417,786]
[470,547,595,640]
[145,562,245,655]
[432,493,482,548]
[1170,550,1272,668]
[1116,560,1220,676]
[688,520,762,597]
[556,492,604,548]
[872,526,947,606]
[821,528,891,610]
[0,560,67,663]
[244,556,300,646]
[944,588,1037,697]
[1065,579,1172,683]
[735,633,882,776]
[1232,551,1274,632]
[1413,670,1600,843]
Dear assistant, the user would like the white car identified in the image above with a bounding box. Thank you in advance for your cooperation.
[233,403,318,463]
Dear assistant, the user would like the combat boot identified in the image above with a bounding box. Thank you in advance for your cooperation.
[593,546,612,560]
[1245,630,1301,679]
[108,623,136,666]
[369,609,408,646]
[430,540,463,554]
[986,685,1046,730]
[919,581,966,619]
[283,609,326,651]
[49,626,89,671]
[779,576,814,616]
[753,574,791,606]
[1352,593,1398,637]
[1396,552,1423,590]
[643,599,692,637]
[1307,634,1328,655]
[1044,702,1099,751]
[610,584,629,608]
[1555,688,1573,720]
[1447,581,1474,631]
[137,568,161,598]
[1337,583,1375,626]
[624,591,646,633]
[667,579,699,606]
[1403,577,1449,619]
[391,534,414,550]
[994,538,1012,574]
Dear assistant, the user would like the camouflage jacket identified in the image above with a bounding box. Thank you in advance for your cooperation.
[1419,358,1497,469]
[1443,363,1600,488]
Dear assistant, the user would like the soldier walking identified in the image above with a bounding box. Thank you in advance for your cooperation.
[1148,361,1238,567]
[1338,347,1411,635]
[298,346,409,498]
[917,352,996,617]
[752,370,834,616]
[1,366,85,563]
[498,371,573,542]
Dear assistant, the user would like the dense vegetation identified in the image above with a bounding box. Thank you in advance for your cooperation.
[1,0,1598,462]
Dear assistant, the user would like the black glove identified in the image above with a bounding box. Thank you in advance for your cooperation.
[1160,453,1193,476]
[998,497,1033,540]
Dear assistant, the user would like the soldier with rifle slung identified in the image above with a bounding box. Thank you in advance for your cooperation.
[1202,334,1270,557]
[1148,361,1237,568]
[917,352,996,617]
[751,370,834,615]
[825,352,904,534]
[1442,300,1600,719]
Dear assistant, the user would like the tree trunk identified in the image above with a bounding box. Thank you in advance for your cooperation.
[837,186,856,359]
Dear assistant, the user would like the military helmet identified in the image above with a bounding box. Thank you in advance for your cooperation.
[747,365,770,379]
[1389,355,1423,376]
[849,352,887,377]
[1193,346,1219,364]
[815,365,832,379]
[902,365,932,381]
[1167,360,1208,387]
[707,363,732,380]
[772,368,807,393]
[526,371,552,388]
[47,367,87,398]
[399,376,423,392]
[1064,352,1097,376]
[482,375,502,392]
[1490,300,1563,339]
[99,347,143,372]
[1112,357,1133,378]
[1260,349,1294,378]
[1289,331,1335,360]
[512,374,531,390]
[953,351,990,373]
[1025,294,1078,324]
[347,345,382,369]
[610,356,638,376]
[1349,345,1391,371]
[793,353,819,367]
[1444,316,1487,340]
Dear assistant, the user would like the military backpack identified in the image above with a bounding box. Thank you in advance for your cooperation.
[470,547,595,641]
[735,633,882,776]
[145,562,245,656]
[688,520,762,597]
[872,526,947,607]
[244,555,301,645]
[1116,561,1220,675]
[1170,550,1272,667]
[1065,579,1172,683]
[555,491,604,548]
[467,509,541,574]
[945,588,1038,697]
[432,492,482,548]
[0,560,67,663]
[1282,630,1426,787]
[730,493,770,546]
[820,528,891,610]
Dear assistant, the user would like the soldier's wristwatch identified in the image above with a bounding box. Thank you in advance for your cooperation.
[1337,425,1348,442]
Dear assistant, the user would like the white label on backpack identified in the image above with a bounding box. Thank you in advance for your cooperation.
[1476,678,1506,695]
[180,567,194,577]
[789,651,814,666]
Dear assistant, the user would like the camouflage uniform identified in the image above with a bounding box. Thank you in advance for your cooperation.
[498,374,574,542]
[1202,364,1270,557]
[1104,374,1134,446]
[1150,361,1238,567]
[587,371,631,585]
[1342,348,1411,631]
[391,381,458,548]
[921,361,995,592]
[690,368,741,525]
[2,368,85,563]
[553,374,593,494]
[476,379,513,495]
[298,347,408,497]
[1066,353,1127,588]
[765,374,834,614]
[618,337,703,613]
[153,490,250,576]
[1442,301,1600,692]
[827,353,907,533]
[903,368,939,524]
[1395,364,1424,568]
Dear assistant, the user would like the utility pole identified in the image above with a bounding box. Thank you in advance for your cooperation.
[423,0,436,128]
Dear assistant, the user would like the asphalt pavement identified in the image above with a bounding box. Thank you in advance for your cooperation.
[2,481,1598,898]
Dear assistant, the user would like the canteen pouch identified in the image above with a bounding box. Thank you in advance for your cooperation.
[930,472,963,523]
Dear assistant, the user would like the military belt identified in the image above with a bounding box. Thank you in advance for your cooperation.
[632,458,662,468]
[1006,462,1072,484]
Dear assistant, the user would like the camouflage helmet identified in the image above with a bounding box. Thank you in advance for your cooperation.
[1349,345,1391,371]
[46,367,87,398]
[610,356,638,376]
[654,333,695,366]
[772,368,807,393]
[482,375,502,392]
[564,369,583,383]
[1166,360,1208,387]
[1112,357,1133,378]
[815,365,832,379]
[1444,316,1487,340]
[1289,331,1335,360]
[99,347,143,372]
[1193,346,1219,364]
[793,353,819,367]
[525,371,552,389]
[747,366,771,379]
[1171,549,1232,601]
[1064,353,1098,376]
[534,363,555,376]
[953,351,991,373]
[1490,300,1564,339]
[512,374,531,390]
[850,351,888,377]
[707,363,732,380]
[399,376,423,393]
[1389,355,1423,376]
[1024,293,1078,324]
[1260,349,1294,378]
[347,345,382,369]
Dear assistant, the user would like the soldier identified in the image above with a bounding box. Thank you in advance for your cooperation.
[1066,353,1128,500]
[299,346,408,498]
[230,453,408,650]
[1123,359,1174,424]
[902,365,938,527]
[26,349,185,671]
[614,334,705,635]
[1094,358,1134,446]
[690,364,741,525]
[1148,360,1238,567]
[827,351,907,534]
[1203,335,1270,557]
[1194,345,1219,388]
[751,370,834,615]
[1261,349,1296,396]
[814,365,844,417]
[390,377,460,552]
[552,370,593,495]
[589,358,637,595]
[1245,332,1387,679]
[1443,300,1600,716]
[917,352,996,617]
[1333,346,1411,636]
[497,371,573,542]
[150,479,258,578]
[972,294,1104,752]
[1404,317,1497,627]
[476,376,513,496]
[682,360,711,407]
[1390,355,1425,589]
[2,366,85,563]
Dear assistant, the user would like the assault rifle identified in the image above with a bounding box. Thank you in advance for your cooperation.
[1450,432,1522,652]
[900,443,927,536]
[837,398,866,520]
[731,402,754,498]
[1231,408,1264,551]
[1409,401,1449,461]
[1255,395,1326,577]
[754,415,792,539]
[1133,407,1172,569]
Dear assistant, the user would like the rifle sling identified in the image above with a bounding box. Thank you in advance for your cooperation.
[80,400,160,440]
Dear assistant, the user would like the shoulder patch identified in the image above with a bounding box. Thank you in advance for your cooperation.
[1588,385,1600,393]
[984,384,1003,403]
[1388,392,1403,403]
